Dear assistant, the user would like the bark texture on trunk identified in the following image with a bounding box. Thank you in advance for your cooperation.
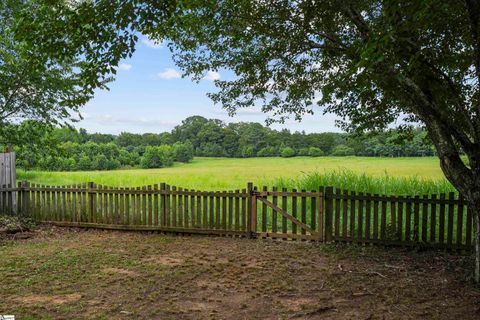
[470,194,480,283]
[475,212,480,283]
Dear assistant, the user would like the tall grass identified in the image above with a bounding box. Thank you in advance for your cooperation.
[271,170,456,196]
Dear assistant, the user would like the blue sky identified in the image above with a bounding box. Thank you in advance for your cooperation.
[77,36,341,134]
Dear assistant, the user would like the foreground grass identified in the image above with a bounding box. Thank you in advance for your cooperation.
[17,156,452,195]
[0,228,478,319]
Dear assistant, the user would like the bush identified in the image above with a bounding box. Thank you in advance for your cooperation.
[197,143,226,157]
[308,147,324,157]
[257,146,278,157]
[77,154,92,170]
[280,147,296,158]
[58,157,77,171]
[140,145,175,168]
[241,145,255,158]
[93,154,108,170]
[106,158,121,170]
[173,142,194,162]
[297,148,310,156]
[331,145,355,156]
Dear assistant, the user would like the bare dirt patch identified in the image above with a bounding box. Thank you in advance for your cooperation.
[142,255,184,266]
[1,228,479,319]
[102,267,140,277]
[17,293,81,306]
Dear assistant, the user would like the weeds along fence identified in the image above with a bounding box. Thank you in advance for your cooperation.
[0,181,474,251]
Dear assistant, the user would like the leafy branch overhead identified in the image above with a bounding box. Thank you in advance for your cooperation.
[1,0,173,128]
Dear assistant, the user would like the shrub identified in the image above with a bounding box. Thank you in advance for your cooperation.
[77,154,92,170]
[297,147,310,156]
[280,147,296,158]
[141,145,175,168]
[308,147,324,157]
[241,145,255,158]
[59,157,77,171]
[257,146,278,157]
[106,158,121,170]
[93,154,108,170]
[331,145,355,156]
[197,143,226,157]
[173,142,194,162]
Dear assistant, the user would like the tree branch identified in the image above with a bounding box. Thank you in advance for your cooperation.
[464,0,480,137]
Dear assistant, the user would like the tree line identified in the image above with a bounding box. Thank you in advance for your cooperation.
[2,116,435,172]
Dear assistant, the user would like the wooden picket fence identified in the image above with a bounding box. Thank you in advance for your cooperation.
[0,181,474,251]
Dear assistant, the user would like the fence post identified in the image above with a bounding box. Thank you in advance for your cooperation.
[88,182,95,223]
[247,182,257,238]
[318,186,325,241]
[324,186,334,242]
[160,183,166,226]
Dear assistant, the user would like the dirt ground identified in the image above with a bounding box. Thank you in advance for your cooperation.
[0,226,479,319]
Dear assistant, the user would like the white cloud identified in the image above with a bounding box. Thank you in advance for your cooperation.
[118,63,132,71]
[157,68,181,80]
[202,70,221,81]
[142,37,163,49]
[84,113,177,127]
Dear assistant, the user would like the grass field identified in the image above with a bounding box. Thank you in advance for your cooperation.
[17,156,455,195]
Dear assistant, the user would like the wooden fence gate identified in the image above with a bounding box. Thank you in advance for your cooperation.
[252,189,324,241]
[0,181,475,251]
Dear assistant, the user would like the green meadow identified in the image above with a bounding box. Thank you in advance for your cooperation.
[17,157,455,196]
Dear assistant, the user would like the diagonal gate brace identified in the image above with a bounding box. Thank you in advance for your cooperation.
[257,196,319,237]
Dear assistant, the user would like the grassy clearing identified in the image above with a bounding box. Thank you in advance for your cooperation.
[17,157,452,195]
[0,228,477,319]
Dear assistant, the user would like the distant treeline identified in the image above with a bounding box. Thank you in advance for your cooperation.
[9,116,435,171]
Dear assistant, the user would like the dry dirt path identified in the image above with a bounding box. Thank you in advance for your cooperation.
[0,227,479,319]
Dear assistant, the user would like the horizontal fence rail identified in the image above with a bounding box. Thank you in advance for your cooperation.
[0,181,474,251]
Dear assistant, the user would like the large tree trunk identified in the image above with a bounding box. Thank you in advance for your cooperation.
[422,118,480,282]
[441,165,480,283]
[444,170,480,283]
[467,192,480,283]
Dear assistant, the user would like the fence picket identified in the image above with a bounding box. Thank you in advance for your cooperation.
[281,188,288,235]
[357,192,364,242]
[457,195,464,248]
[183,188,188,228]
[447,192,455,247]
[422,195,428,243]
[342,190,348,239]
[334,189,340,239]
[365,193,371,241]
[350,191,356,240]
[439,193,446,244]
[430,194,437,243]
[380,197,387,240]
[262,186,268,233]
[373,194,379,241]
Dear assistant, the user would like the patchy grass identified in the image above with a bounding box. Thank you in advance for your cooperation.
[17,156,453,194]
[0,227,479,319]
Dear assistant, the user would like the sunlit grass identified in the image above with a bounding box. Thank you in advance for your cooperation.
[272,170,455,196]
[17,156,452,195]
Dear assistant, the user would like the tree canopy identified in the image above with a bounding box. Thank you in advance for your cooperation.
[155,0,479,196]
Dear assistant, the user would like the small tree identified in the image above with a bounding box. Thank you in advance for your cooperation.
[141,145,175,168]
[308,147,324,157]
[331,145,356,157]
[257,146,278,157]
[77,154,92,171]
[297,148,310,156]
[173,142,194,163]
[280,147,296,158]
